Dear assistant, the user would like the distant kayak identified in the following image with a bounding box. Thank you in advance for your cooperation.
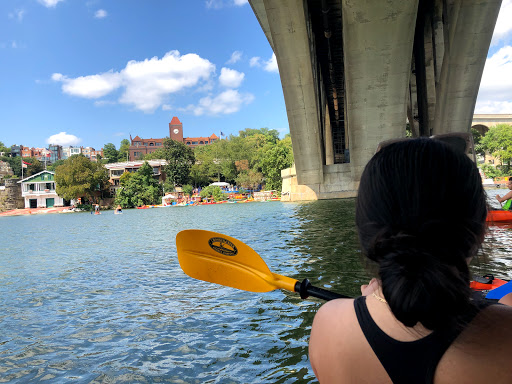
[470,275,507,291]
[470,274,511,300]
[486,210,512,223]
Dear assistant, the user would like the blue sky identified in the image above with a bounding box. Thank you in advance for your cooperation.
[0,0,286,149]
[1,0,512,150]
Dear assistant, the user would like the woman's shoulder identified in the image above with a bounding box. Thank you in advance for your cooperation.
[311,298,356,334]
[436,304,512,383]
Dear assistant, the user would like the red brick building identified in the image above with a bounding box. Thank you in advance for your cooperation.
[129,117,219,161]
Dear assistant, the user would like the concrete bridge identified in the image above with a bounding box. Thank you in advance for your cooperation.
[472,114,512,135]
[249,0,502,201]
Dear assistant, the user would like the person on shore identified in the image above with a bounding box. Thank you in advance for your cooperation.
[496,177,512,210]
[309,138,512,384]
[115,205,122,213]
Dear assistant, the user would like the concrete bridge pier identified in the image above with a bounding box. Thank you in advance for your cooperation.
[249,0,502,201]
[342,0,419,183]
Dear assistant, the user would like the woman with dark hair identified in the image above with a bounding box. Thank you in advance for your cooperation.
[309,138,512,383]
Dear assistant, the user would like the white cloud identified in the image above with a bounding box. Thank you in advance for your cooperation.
[206,0,248,9]
[475,101,512,113]
[476,46,512,113]
[12,41,17,49]
[249,57,261,67]
[191,89,254,116]
[264,53,278,73]
[227,50,242,64]
[162,104,172,110]
[94,9,107,19]
[46,132,82,146]
[119,51,215,112]
[9,9,25,21]
[38,0,64,8]
[219,67,244,88]
[249,54,278,73]
[491,0,512,46]
[52,50,216,113]
[52,71,123,98]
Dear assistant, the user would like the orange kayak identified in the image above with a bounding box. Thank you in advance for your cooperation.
[470,274,508,291]
[486,210,512,223]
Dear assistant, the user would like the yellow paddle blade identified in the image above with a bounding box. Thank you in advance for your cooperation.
[176,229,298,293]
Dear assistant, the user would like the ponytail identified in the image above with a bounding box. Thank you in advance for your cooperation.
[356,138,487,330]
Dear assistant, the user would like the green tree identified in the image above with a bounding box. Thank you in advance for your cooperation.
[119,171,132,186]
[182,184,194,197]
[143,148,166,160]
[0,156,20,177]
[479,163,505,179]
[115,161,162,207]
[187,128,294,190]
[199,185,225,202]
[7,157,44,177]
[118,139,130,162]
[259,136,294,190]
[55,155,110,202]
[471,128,485,157]
[193,142,223,184]
[239,127,279,144]
[0,141,10,154]
[235,169,263,190]
[103,143,119,163]
[481,124,512,167]
[162,138,195,186]
[47,159,66,172]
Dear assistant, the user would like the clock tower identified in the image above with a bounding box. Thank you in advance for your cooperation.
[169,116,183,142]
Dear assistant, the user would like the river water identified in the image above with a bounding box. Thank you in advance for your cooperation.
[1,192,511,383]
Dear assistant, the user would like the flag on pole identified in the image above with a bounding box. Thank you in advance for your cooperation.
[22,160,31,168]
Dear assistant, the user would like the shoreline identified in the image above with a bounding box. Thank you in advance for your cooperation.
[0,206,72,217]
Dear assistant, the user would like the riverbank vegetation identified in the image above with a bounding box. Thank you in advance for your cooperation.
[473,124,512,178]
[54,155,110,202]
[2,128,293,207]
[114,161,162,208]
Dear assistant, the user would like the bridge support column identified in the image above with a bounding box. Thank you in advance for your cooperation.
[342,0,419,181]
[254,0,325,189]
[432,0,501,134]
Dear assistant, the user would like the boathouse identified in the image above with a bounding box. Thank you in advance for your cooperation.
[18,170,65,208]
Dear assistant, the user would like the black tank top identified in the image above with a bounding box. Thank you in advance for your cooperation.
[354,296,486,384]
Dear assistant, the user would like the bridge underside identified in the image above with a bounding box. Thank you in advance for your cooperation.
[249,0,501,200]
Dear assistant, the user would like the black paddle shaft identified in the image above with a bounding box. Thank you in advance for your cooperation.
[295,279,350,301]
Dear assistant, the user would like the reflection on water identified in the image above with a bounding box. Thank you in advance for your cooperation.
[0,196,511,383]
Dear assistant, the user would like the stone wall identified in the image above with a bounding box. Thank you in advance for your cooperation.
[0,178,24,212]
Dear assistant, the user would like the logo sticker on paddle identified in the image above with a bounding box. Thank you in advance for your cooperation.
[208,237,238,256]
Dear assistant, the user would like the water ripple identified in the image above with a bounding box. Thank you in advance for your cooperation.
[0,198,510,383]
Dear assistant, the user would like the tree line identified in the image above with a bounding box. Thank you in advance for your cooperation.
[4,123,512,206]
[472,123,512,178]
[0,128,294,208]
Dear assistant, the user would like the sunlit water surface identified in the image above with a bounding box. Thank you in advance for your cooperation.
[1,192,511,383]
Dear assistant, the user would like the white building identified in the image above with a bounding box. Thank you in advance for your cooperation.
[18,170,66,208]
[104,160,167,193]
[62,146,82,160]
